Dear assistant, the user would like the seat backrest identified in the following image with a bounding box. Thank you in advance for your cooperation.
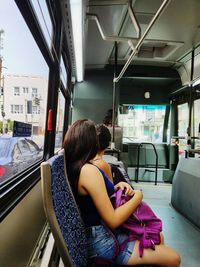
[109,163,132,186]
[40,153,88,267]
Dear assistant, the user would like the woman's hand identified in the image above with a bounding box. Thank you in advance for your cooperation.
[115,182,135,196]
[132,189,143,202]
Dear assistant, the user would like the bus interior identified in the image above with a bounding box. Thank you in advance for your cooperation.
[0,0,200,266]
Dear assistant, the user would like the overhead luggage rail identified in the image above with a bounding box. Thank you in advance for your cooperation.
[135,143,158,185]
[114,0,171,82]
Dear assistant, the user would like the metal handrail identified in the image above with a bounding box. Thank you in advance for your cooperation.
[185,149,200,158]
[114,0,171,83]
[135,143,158,185]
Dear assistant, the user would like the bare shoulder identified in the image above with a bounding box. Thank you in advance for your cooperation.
[79,163,105,191]
[81,163,99,175]
[80,163,103,183]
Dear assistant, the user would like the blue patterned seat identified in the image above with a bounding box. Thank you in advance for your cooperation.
[41,153,156,267]
[41,154,88,266]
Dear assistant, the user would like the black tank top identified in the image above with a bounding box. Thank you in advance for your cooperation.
[78,166,115,227]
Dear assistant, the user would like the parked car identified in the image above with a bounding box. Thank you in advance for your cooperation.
[0,135,43,183]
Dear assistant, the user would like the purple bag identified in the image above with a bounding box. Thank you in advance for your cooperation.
[111,189,162,257]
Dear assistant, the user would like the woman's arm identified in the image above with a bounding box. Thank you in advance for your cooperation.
[78,164,143,229]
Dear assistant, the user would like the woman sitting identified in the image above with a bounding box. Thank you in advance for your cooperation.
[63,119,181,266]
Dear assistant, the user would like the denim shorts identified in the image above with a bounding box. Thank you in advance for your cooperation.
[85,224,135,264]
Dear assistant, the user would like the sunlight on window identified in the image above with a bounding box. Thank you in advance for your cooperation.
[178,103,189,157]
[193,99,200,151]
[54,90,65,152]
[118,105,166,143]
[0,0,49,183]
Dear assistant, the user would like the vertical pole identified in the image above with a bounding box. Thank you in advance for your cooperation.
[112,42,118,145]
[188,49,194,155]
[169,101,179,170]
[112,82,116,144]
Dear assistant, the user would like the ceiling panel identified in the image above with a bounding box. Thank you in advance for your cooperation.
[85,0,200,69]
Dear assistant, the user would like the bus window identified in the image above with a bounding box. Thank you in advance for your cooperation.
[60,56,67,87]
[30,0,53,49]
[0,0,49,183]
[54,90,65,152]
[193,98,200,151]
[178,103,189,157]
[118,105,166,143]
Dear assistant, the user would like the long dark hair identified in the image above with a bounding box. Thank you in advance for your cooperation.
[102,109,118,126]
[63,119,98,194]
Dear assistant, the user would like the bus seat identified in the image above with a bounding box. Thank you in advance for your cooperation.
[103,154,124,169]
[41,154,88,267]
[41,153,156,267]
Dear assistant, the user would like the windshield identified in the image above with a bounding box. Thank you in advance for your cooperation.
[0,139,10,157]
[119,105,166,143]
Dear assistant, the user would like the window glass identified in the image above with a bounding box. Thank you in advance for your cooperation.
[54,90,65,152]
[0,138,9,157]
[11,105,23,114]
[13,144,21,161]
[18,140,30,153]
[23,87,29,94]
[166,109,171,144]
[30,0,53,49]
[0,0,48,184]
[26,139,40,153]
[177,103,189,157]
[60,56,67,86]
[14,87,20,96]
[32,88,38,97]
[118,105,166,143]
[193,98,200,151]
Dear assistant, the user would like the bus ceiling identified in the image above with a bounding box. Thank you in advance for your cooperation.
[65,0,200,85]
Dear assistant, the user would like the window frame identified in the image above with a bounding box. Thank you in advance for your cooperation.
[14,87,20,96]
[0,0,72,222]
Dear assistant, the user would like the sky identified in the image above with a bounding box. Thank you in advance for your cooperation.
[0,0,52,78]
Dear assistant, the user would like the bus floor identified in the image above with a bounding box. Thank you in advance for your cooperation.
[132,182,200,267]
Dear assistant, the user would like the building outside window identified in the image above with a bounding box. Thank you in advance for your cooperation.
[14,87,20,96]
[32,105,40,114]
[0,0,49,183]
[32,87,38,97]
[23,87,28,93]
[4,75,47,126]
[11,104,23,114]
[118,105,166,143]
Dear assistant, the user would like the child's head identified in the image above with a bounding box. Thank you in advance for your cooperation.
[96,124,111,151]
